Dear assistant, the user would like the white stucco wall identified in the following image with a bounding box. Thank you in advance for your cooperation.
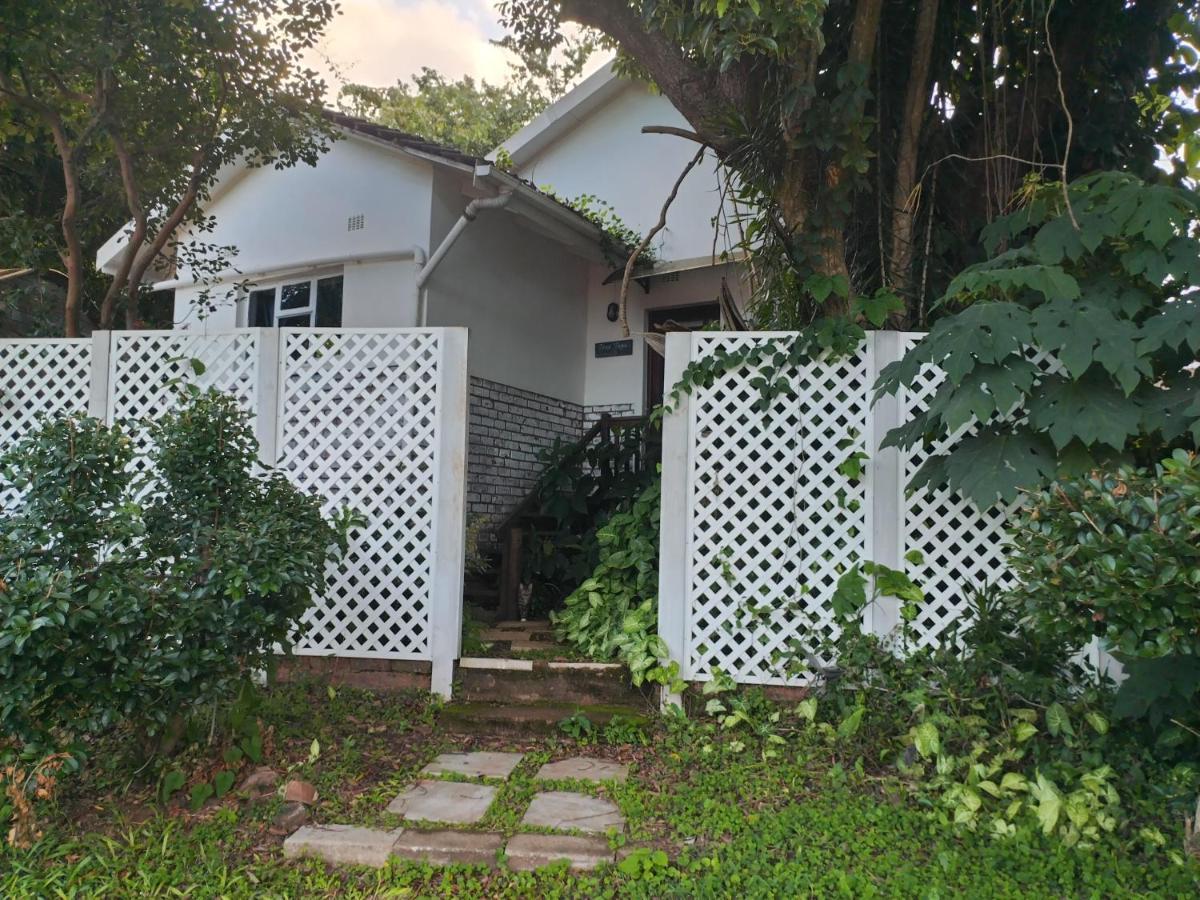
[512,83,734,265]
[424,211,590,405]
[583,262,746,412]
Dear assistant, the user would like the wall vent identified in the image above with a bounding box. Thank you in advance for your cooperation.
[347,213,365,231]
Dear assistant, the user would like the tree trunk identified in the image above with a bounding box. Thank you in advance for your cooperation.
[48,121,84,338]
[889,0,940,310]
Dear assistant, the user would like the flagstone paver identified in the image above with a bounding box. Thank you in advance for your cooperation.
[420,750,525,779]
[282,825,402,868]
[505,833,615,871]
[391,829,504,866]
[521,790,626,833]
[387,780,498,824]
[535,757,630,784]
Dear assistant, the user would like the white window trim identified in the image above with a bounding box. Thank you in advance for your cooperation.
[238,268,343,327]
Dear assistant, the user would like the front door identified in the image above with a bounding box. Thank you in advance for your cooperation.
[645,302,721,411]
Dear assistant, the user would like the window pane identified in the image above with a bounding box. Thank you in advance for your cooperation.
[280,281,310,310]
[277,312,312,328]
[315,275,344,327]
[249,289,274,326]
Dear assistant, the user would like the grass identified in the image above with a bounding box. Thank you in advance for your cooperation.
[2,679,1198,898]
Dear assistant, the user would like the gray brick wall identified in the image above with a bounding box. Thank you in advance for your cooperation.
[583,402,637,427]
[467,377,584,550]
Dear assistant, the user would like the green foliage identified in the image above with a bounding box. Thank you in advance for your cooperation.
[0,390,351,755]
[553,479,680,689]
[1,0,336,330]
[1008,449,1200,751]
[537,190,650,269]
[1010,449,1200,659]
[522,422,655,613]
[557,712,596,743]
[877,173,1200,506]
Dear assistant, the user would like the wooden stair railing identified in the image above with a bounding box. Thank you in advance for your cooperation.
[495,414,654,620]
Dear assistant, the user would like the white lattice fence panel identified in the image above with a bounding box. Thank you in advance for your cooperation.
[0,339,93,509]
[108,330,259,459]
[897,335,1059,649]
[279,330,443,660]
[685,335,870,685]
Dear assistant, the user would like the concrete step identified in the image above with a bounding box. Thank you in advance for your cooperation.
[456,657,649,707]
[440,701,651,737]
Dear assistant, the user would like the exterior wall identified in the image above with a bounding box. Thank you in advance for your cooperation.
[584,401,636,426]
[467,376,584,547]
[583,261,745,413]
[165,134,434,330]
[512,82,735,264]
[425,211,590,405]
[170,258,419,331]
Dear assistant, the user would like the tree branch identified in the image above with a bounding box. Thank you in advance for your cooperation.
[641,125,708,145]
[618,145,707,337]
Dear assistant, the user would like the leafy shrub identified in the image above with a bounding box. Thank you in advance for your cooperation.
[709,564,1200,856]
[0,389,351,757]
[876,172,1200,506]
[552,478,681,689]
[522,423,655,613]
[1009,449,1200,751]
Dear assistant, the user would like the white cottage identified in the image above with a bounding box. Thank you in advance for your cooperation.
[96,61,745,540]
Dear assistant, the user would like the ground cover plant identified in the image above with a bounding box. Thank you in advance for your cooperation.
[0,677,1197,898]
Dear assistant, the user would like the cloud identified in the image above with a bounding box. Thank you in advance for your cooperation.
[305,0,517,96]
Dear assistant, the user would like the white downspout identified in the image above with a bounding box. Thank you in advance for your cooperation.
[416,192,512,325]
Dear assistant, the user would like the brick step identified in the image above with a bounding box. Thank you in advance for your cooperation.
[440,701,651,737]
[456,657,649,707]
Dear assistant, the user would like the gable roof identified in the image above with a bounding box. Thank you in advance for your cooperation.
[97,111,612,279]
[322,109,484,169]
[495,61,624,168]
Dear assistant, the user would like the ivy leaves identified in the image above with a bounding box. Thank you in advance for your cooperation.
[878,172,1200,507]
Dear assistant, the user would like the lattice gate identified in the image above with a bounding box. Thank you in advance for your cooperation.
[658,331,1037,687]
[0,328,468,696]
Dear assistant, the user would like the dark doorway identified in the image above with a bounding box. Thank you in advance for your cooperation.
[645,302,721,411]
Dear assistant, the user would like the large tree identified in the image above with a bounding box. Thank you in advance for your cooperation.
[0,0,337,336]
[338,46,591,158]
[499,0,1200,328]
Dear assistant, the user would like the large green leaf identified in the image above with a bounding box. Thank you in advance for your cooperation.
[1026,374,1143,450]
[913,427,1056,507]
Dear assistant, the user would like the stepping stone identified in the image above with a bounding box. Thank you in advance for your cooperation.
[421,751,524,779]
[282,824,401,868]
[392,829,504,866]
[505,833,615,871]
[387,780,497,824]
[535,757,629,784]
[521,791,625,834]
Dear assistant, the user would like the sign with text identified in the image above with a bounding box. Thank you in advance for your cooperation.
[594,339,634,358]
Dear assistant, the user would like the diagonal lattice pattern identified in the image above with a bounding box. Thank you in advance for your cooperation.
[897,334,1058,650]
[278,329,443,660]
[0,339,93,509]
[685,335,870,685]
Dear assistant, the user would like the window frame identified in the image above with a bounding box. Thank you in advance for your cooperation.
[242,269,343,328]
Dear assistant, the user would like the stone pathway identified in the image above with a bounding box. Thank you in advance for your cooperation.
[283,751,632,871]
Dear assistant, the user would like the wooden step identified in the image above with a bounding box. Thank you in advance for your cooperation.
[440,701,651,737]
[456,657,651,707]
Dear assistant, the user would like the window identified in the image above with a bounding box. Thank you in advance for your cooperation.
[246,274,343,328]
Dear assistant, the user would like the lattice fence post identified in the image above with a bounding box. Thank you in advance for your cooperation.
[656,332,694,708]
[254,328,280,466]
[429,327,469,698]
[88,331,111,421]
[868,331,906,637]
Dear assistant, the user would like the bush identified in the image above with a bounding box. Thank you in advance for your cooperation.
[1009,449,1200,751]
[552,477,680,689]
[0,389,351,756]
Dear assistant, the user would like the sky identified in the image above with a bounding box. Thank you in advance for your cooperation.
[303,0,559,97]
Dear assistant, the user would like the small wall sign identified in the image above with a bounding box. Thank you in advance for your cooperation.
[594,339,634,358]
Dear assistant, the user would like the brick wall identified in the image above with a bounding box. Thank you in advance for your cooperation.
[583,402,636,427]
[467,377,584,549]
